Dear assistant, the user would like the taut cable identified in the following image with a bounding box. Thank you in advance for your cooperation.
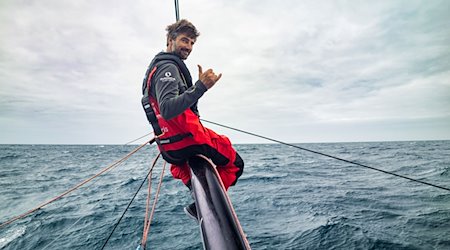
[0,138,156,229]
[101,153,161,250]
[200,119,450,192]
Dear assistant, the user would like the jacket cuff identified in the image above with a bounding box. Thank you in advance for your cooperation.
[195,80,208,93]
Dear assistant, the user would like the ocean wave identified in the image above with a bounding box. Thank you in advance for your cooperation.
[0,154,21,161]
[297,217,415,250]
[2,141,449,249]
[298,217,366,248]
[260,156,279,161]
[358,209,401,220]
[0,226,26,249]
[238,173,289,183]
[406,209,450,229]
[121,177,140,186]
[440,167,450,176]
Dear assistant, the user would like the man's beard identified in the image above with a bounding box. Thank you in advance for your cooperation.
[173,45,190,60]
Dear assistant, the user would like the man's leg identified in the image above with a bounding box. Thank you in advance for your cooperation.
[205,128,245,190]
[216,152,244,190]
[170,162,191,187]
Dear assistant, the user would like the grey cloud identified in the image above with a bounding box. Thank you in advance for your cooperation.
[1,0,449,143]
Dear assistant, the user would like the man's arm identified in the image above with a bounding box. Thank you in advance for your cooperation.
[154,63,207,120]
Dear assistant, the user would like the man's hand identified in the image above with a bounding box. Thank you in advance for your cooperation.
[198,65,222,90]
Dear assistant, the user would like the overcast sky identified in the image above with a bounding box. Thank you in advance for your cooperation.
[1,0,449,144]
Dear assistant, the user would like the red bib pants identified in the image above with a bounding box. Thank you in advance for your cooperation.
[168,127,244,190]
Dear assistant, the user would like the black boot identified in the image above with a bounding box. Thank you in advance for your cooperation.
[184,202,198,221]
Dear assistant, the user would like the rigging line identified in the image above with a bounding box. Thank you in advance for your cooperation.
[200,118,450,192]
[0,138,157,229]
[36,132,156,250]
[41,167,109,250]
[101,153,161,250]
[124,132,154,145]
[141,170,153,247]
[174,0,180,21]
[16,133,156,250]
[141,161,167,249]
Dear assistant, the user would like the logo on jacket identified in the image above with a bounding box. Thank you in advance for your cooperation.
[160,71,176,82]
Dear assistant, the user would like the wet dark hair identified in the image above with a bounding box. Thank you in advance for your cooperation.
[166,19,200,46]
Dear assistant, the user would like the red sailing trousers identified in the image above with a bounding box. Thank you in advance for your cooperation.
[169,127,244,190]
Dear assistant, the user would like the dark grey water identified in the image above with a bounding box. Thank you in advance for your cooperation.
[1,141,449,249]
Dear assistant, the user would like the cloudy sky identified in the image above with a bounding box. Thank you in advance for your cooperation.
[1,0,449,144]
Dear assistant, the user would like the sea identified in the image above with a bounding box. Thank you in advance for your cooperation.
[0,141,449,250]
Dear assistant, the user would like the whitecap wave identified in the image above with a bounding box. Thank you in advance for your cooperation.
[0,226,26,248]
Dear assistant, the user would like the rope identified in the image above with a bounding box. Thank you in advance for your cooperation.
[124,132,154,145]
[140,161,167,249]
[0,138,156,229]
[141,169,153,247]
[38,133,155,250]
[200,119,450,192]
[101,153,161,250]
[174,0,180,21]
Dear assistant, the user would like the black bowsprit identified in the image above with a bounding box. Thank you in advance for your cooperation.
[188,155,251,250]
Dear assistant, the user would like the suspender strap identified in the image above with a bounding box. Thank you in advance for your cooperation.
[156,133,192,145]
[141,95,163,135]
[142,65,192,147]
[142,66,163,135]
[156,133,194,165]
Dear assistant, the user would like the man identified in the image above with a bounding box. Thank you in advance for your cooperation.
[141,19,244,220]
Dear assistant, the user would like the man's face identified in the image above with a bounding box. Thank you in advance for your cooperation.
[168,33,196,60]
